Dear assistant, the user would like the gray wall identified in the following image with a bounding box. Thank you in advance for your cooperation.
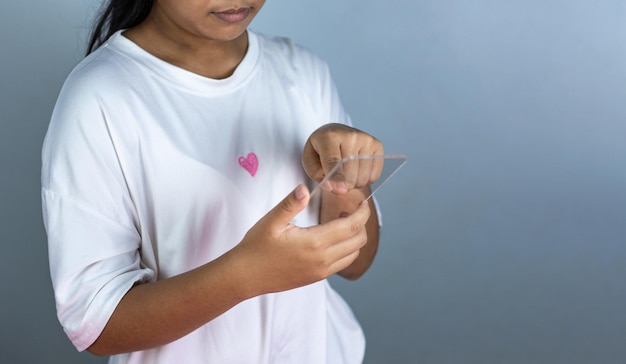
[2,1,625,363]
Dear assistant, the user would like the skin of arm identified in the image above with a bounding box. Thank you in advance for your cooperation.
[88,251,252,356]
[88,185,371,356]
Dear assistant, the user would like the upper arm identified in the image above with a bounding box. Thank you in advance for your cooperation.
[42,73,153,351]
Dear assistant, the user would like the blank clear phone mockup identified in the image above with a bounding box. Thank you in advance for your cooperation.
[310,154,407,202]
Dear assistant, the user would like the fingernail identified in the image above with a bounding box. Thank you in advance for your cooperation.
[295,185,306,200]
[332,181,348,194]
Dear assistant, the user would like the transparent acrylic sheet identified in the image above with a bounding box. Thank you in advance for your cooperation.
[310,154,407,202]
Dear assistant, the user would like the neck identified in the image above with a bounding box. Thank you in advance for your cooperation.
[123,11,249,79]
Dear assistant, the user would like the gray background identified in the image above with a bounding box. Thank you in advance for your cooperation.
[2,0,625,363]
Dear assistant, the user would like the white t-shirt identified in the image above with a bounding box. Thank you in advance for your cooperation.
[41,30,365,363]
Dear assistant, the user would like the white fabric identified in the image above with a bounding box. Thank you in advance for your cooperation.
[41,30,365,363]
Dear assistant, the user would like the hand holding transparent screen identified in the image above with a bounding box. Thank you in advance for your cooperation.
[310,154,407,202]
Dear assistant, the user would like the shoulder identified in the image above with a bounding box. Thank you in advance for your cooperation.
[49,48,130,141]
[60,41,139,102]
[50,33,148,137]
[252,30,331,77]
[45,35,143,174]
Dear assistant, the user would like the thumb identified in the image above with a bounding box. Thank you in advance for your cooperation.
[266,184,310,227]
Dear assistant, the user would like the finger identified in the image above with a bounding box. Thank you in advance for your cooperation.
[326,159,347,193]
[370,156,384,184]
[327,221,368,256]
[355,156,373,188]
[343,137,383,188]
[320,151,343,182]
[310,131,344,179]
[264,184,310,229]
[303,141,346,189]
[325,221,369,274]
[302,142,325,182]
[338,155,358,192]
[328,248,361,276]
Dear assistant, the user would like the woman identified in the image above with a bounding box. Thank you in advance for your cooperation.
[42,1,384,362]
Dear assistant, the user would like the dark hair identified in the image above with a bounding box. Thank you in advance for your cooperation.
[86,0,154,55]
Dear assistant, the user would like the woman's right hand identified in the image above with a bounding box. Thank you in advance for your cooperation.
[230,184,371,297]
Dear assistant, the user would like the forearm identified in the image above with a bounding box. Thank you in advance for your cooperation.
[88,183,374,355]
[320,188,380,280]
[88,249,254,356]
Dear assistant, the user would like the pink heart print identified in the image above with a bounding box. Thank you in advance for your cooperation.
[238,152,258,177]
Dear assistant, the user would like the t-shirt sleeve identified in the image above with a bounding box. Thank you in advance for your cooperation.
[41,67,154,351]
[276,37,352,128]
[323,73,351,127]
[304,49,384,226]
[308,51,353,127]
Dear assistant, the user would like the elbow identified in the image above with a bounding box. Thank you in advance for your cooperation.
[86,335,124,357]
[86,347,109,358]
[337,258,372,281]
[338,269,366,281]
[338,238,378,281]
[86,340,113,357]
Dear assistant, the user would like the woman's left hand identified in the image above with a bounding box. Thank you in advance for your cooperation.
[302,123,384,193]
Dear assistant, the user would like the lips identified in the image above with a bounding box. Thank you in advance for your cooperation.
[212,7,251,23]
